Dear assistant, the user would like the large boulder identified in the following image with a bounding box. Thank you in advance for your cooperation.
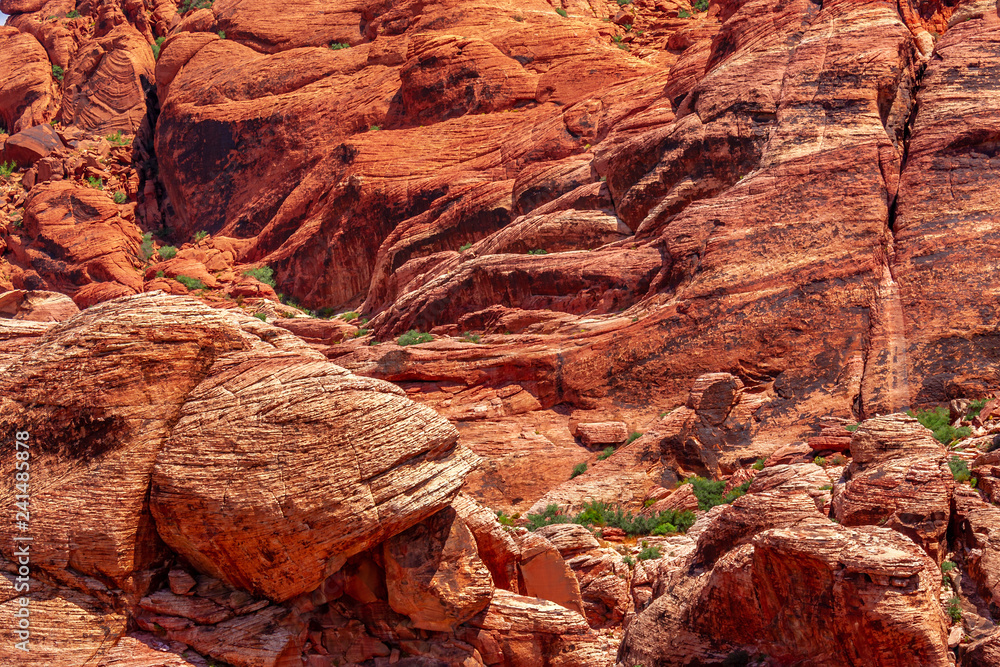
[0,27,57,133]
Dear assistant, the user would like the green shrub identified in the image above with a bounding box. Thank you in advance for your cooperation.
[616,0,631,5]
[66,9,80,17]
[253,313,267,322]
[947,596,962,622]
[942,560,956,573]
[690,477,727,510]
[369,125,381,131]
[831,454,845,466]
[571,462,588,478]
[175,275,204,290]
[398,330,433,346]
[158,245,178,260]
[845,424,859,432]
[525,504,565,531]
[622,554,635,567]
[637,544,660,560]
[353,328,371,338]
[949,456,972,483]
[512,14,525,21]
[459,242,473,251]
[694,0,709,10]
[968,398,988,418]
[722,481,751,504]
[625,431,642,445]
[598,446,615,461]
[140,232,154,262]
[814,456,827,467]
[678,9,691,17]
[154,270,164,278]
[0,162,16,177]
[152,36,166,59]
[819,484,832,491]
[107,130,131,146]
[242,266,276,287]
[86,176,103,190]
[555,7,568,17]
[525,500,695,536]
[495,511,518,527]
[218,30,226,39]
[112,191,127,204]
[194,230,209,242]
[339,311,360,321]
[909,406,971,445]
[461,332,481,343]
[330,42,350,50]
[644,498,655,508]
[752,458,765,471]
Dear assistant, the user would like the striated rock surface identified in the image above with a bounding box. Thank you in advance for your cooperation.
[0,26,57,133]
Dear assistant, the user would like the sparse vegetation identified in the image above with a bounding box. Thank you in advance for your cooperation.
[722,481,751,504]
[253,313,267,322]
[86,176,103,190]
[819,484,832,491]
[52,65,65,81]
[158,245,178,260]
[369,125,381,131]
[66,9,80,18]
[598,446,615,461]
[644,498,655,508]
[512,14,525,22]
[622,554,635,567]
[527,248,548,255]
[175,275,204,290]
[461,332,482,344]
[218,30,226,39]
[112,191,127,204]
[831,454,845,466]
[0,162,16,177]
[524,500,696,535]
[689,477,727,510]
[967,398,988,418]
[678,9,691,17]
[694,0,709,10]
[949,456,972,483]
[398,329,433,346]
[194,230,209,242]
[353,328,371,338]
[179,0,213,13]
[814,456,827,467]
[612,35,629,51]
[340,311,360,321]
[140,232,154,262]
[242,266,276,287]
[845,423,859,432]
[637,543,661,561]
[107,130,131,146]
[571,462,588,478]
[496,511,518,527]
[555,7,568,17]
[752,458,766,471]
[152,36,166,59]
[625,431,642,445]
[330,42,350,50]
[616,0,631,5]
[459,242,473,251]
[947,596,962,623]
[909,406,971,445]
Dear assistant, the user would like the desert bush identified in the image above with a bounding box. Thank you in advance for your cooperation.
[152,36,166,59]
[253,313,267,321]
[909,406,971,444]
[398,330,433,346]
[752,458,765,471]
[461,332,481,343]
[637,544,661,560]
[330,42,350,50]
[158,245,178,260]
[949,456,972,483]
[107,130,130,146]
[194,230,209,242]
[0,162,16,177]
[626,432,642,445]
[86,176,103,190]
[598,446,614,461]
[690,477,727,510]
[66,9,80,17]
[242,266,276,287]
[571,462,588,478]
[527,248,548,255]
[722,481,751,503]
[175,275,204,290]
[555,7,568,17]
[112,191,127,204]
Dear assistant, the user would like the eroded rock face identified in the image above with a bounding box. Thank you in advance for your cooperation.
[0,26,57,133]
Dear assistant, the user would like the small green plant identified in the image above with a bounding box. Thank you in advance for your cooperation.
[106,130,130,146]
[908,406,971,445]
[694,0,709,10]
[598,446,615,461]
[623,23,632,31]
[194,230,209,242]
[242,266,276,287]
[369,125,381,131]
[571,462,588,479]
[643,498,655,508]
[339,311,360,321]
[689,477,728,510]
[140,232,154,262]
[330,42,350,49]
[814,456,827,467]
[398,329,433,346]
[158,245,178,260]
[253,313,267,322]
[967,398,988,418]
[175,275,204,290]
[722,481,751,504]
[353,328,371,338]
[155,270,165,278]
[942,560,956,573]
[66,9,80,18]
[527,248,548,255]
[0,162,16,177]
[752,458,765,471]
[622,554,635,567]
[555,7,568,17]
[152,36,166,59]
[9,217,22,229]
[678,9,691,17]
[845,423,859,432]
[616,0,631,5]
[461,332,482,344]
[949,456,972,483]
[459,242,473,251]
[637,544,661,560]
[52,65,65,81]
[831,454,846,466]
[947,596,962,623]
[86,176,103,190]
[625,431,642,445]
[218,30,226,39]
[112,190,127,204]
[512,14,525,21]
